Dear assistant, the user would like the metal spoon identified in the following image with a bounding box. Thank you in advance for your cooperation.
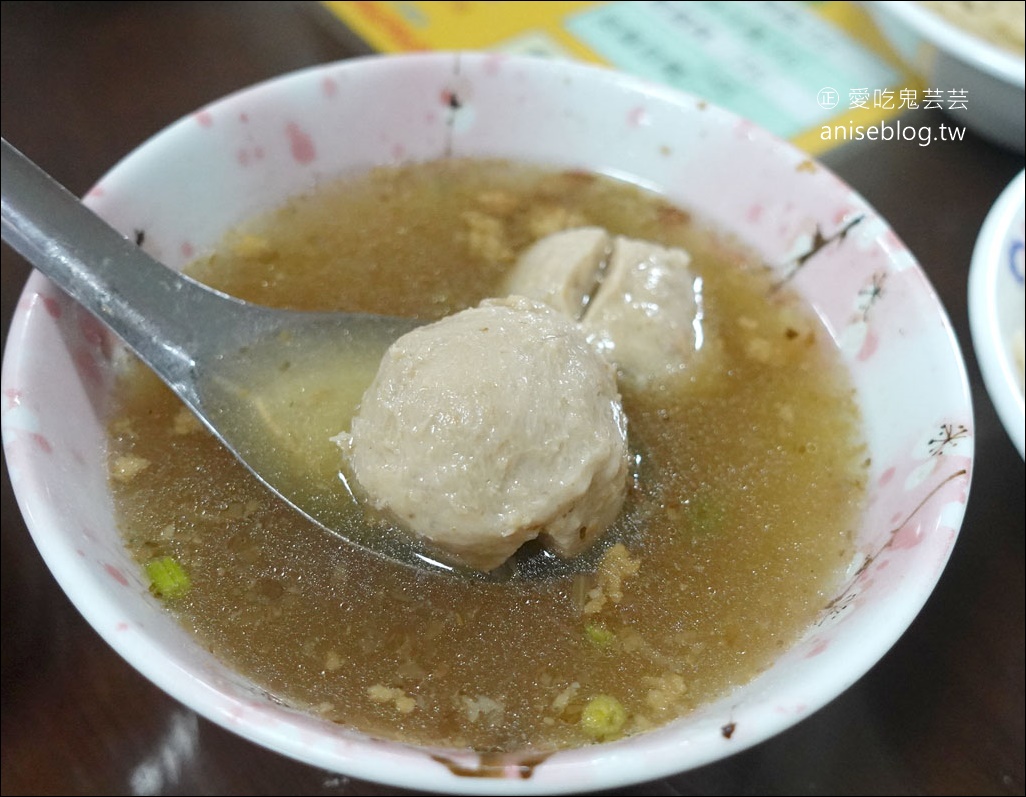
[0,137,511,576]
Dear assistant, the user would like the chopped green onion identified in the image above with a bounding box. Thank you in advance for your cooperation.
[580,694,627,740]
[584,622,615,647]
[145,556,191,599]
[685,491,726,537]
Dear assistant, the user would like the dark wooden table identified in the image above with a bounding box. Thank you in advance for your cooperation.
[2,3,1023,795]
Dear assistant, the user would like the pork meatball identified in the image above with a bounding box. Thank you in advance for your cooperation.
[334,296,628,571]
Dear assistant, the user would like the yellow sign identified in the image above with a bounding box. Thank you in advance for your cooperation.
[322,1,921,155]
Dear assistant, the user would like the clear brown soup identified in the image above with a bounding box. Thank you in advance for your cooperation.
[108,159,867,752]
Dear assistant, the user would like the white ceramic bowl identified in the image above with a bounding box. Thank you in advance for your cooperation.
[1,52,974,794]
[863,1,1026,152]
[969,169,1025,458]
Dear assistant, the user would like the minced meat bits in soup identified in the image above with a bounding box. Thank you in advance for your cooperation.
[108,159,867,752]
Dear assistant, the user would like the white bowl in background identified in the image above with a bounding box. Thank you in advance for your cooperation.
[863,0,1026,152]
[1,52,974,794]
[969,169,1025,458]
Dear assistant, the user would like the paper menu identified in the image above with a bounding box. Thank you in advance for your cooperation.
[320,1,919,155]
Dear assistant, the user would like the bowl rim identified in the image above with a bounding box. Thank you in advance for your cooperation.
[867,0,1026,87]
[0,49,976,794]
[968,168,1026,458]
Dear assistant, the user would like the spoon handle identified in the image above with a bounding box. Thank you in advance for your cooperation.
[0,137,239,402]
